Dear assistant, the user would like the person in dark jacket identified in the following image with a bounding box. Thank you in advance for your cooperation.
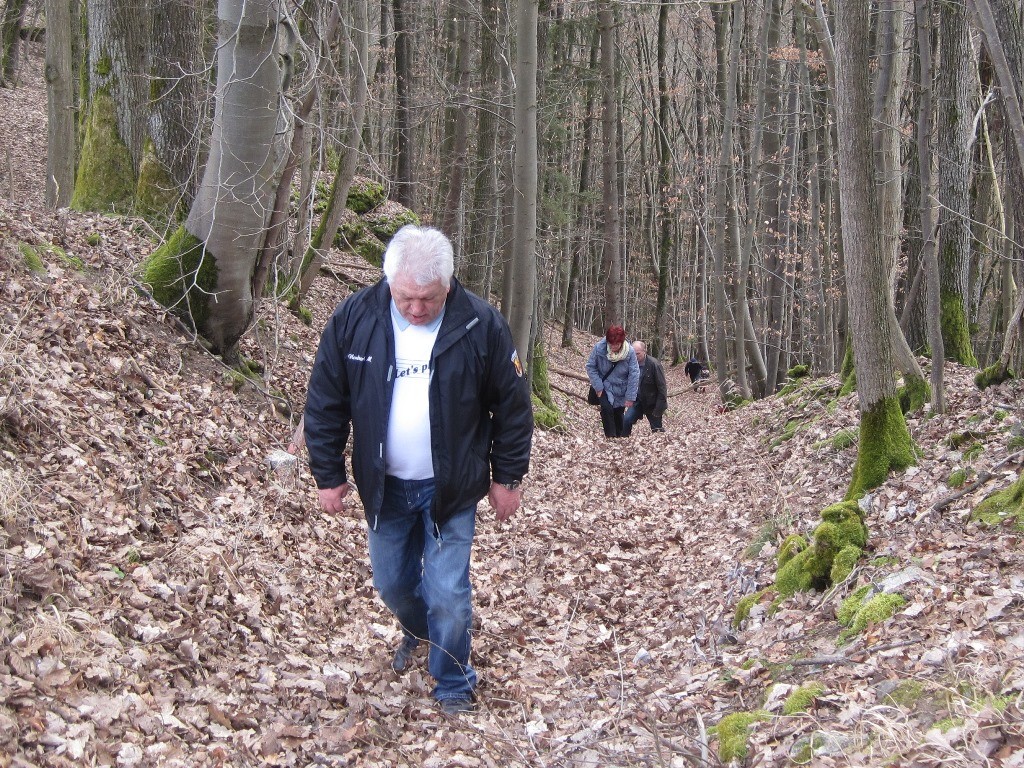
[685,356,703,384]
[303,225,533,715]
[585,325,640,438]
[623,341,667,435]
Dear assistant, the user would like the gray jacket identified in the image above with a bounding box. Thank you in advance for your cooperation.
[586,340,640,407]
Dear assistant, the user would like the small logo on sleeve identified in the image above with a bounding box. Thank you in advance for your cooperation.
[511,350,523,377]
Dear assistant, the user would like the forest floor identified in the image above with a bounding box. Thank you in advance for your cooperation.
[3,48,1024,768]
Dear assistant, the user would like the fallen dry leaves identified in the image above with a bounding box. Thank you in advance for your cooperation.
[2,50,1023,768]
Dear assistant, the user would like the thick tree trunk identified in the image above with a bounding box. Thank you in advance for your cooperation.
[71,0,150,213]
[137,0,203,219]
[0,0,28,87]
[834,0,915,498]
[143,0,295,360]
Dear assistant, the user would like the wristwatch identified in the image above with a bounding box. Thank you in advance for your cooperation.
[500,479,522,491]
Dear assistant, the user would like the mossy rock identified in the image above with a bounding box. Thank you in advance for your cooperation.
[787,364,811,379]
[830,544,862,584]
[733,588,773,628]
[812,427,857,452]
[782,682,826,715]
[776,502,866,597]
[363,200,420,242]
[947,468,968,489]
[777,534,808,567]
[971,475,1024,531]
[837,585,872,626]
[18,242,47,273]
[947,430,987,449]
[975,363,1014,389]
[19,242,83,272]
[710,710,770,763]
[346,176,387,214]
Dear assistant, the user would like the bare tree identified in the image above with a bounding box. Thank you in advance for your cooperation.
[598,1,621,326]
[834,0,916,498]
[507,0,538,370]
[142,0,296,362]
[44,0,74,207]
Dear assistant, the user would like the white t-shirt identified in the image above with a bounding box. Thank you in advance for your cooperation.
[386,303,443,479]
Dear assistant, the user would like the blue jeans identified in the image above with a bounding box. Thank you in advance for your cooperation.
[623,404,664,436]
[367,476,477,702]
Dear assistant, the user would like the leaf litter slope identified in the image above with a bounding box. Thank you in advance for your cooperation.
[3,52,1024,768]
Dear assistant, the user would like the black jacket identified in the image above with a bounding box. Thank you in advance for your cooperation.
[636,356,668,417]
[304,277,533,529]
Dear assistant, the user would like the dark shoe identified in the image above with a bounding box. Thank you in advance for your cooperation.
[439,696,476,715]
[391,637,419,674]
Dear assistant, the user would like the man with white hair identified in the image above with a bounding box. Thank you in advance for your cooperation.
[304,225,533,715]
[623,340,667,435]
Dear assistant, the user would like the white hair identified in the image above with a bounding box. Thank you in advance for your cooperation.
[382,225,454,287]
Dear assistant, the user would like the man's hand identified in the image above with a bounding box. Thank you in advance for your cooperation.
[318,483,352,514]
[488,482,522,522]
[625,400,634,409]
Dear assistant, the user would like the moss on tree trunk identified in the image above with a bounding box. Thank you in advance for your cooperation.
[940,289,978,367]
[136,138,182,224]
[140,226,218,335]
[846,396,917,500]
[71,89,136,213]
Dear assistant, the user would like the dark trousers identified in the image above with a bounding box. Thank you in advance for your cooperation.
[599,393,625,437]
[623,403,664,436]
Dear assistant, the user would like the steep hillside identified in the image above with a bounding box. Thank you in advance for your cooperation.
[3,50,1024,768]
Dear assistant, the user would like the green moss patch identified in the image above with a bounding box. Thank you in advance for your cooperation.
[733,588,773,628]
[971,475,1024,531]
[18,243,46,273]
[71,89,136,214]
[710,711,770,762]
[845,396,916,500]
[939,289,978,367]
[837,591,906,644]
[135,139,181,224]
[975,363,1014,389]
[140,226,218,331]
[776,502,867,597]
[783,682,825,715]
[897,375,929,414]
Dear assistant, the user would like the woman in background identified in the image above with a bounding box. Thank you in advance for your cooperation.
[585,325,640,438]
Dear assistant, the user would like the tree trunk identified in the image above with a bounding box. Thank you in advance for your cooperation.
[0,0,28,87]
[439,0,472,245]
[44,0,75,207]
[712,4,740,399]
[915,0,945,412]
[598,2,621,327]
[508,0,538,373]
[936,0,978,366]
[71,0,150,213]
[137,0,203,219]
[142,0,296,361]
[294,2,369,309]
[652,0,672,359]
[834,0,916,499]
[393,0,415,210]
